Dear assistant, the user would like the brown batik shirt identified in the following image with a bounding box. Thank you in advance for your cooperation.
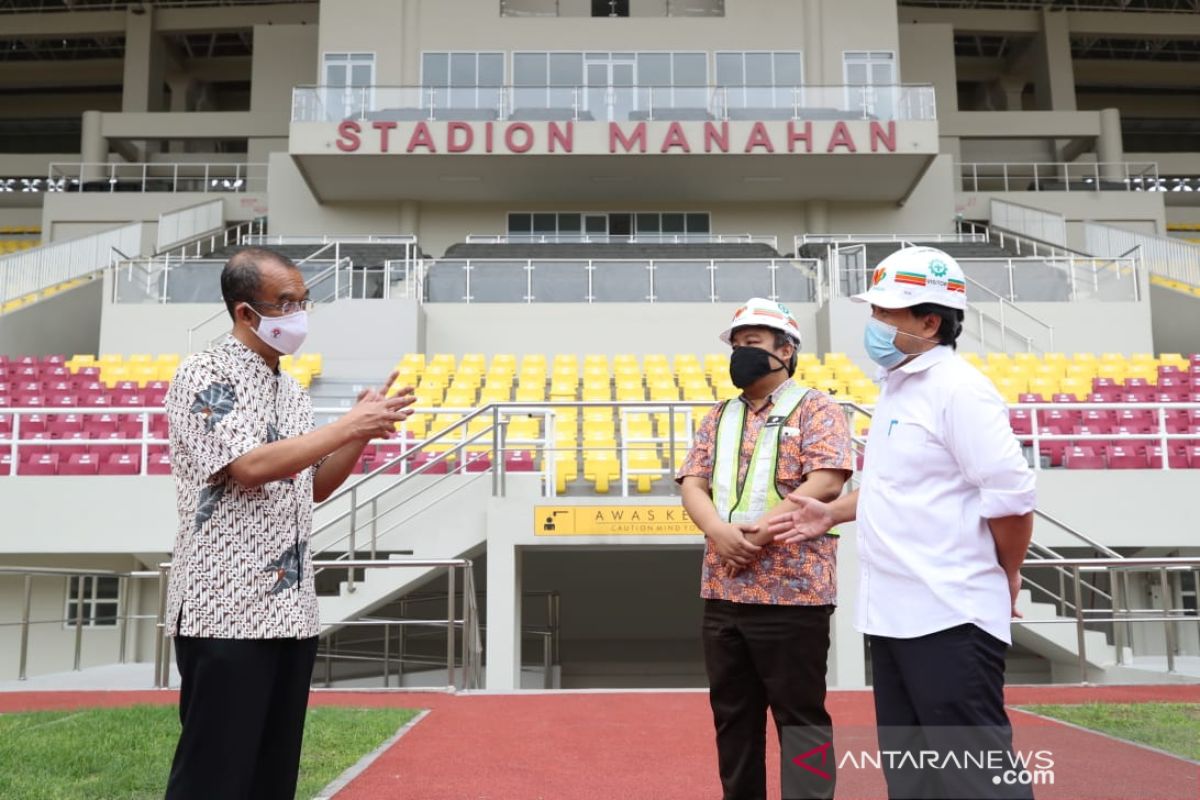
[164,336,321,639]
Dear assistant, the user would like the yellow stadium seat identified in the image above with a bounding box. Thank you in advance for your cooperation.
[66,354,96,371]
[1058,377,1089,400]
[515,384,546,403]
[583,450,619,494]
[626,446,663,494]
[1028,377,1058,398]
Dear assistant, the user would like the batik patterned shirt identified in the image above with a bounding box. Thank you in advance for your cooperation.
[678,379,854,606]
[164,336,321,639]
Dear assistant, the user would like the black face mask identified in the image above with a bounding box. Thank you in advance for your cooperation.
[729,346,789,389]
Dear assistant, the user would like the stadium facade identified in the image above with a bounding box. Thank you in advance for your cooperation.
[0,0,1198,691]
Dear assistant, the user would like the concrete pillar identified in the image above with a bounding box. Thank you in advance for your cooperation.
[831,523,867,688]
[399,201,420,237]
[806,200,829,235]
[1098,107,1125,183]
[1033,9,1076,112]
[122,7,167,113]
[485,537,523,690]
[79,110,107,184]
[997,77,1027,112]
[167,77,196,154]
[802,0,825,85]
[401,0,421,85]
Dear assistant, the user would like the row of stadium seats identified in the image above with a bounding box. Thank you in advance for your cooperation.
[0,277,91,315]
[385,351,880,406]
[0,225,39,235]
[1150,273,1200,296]
[0,352,323,390]
[961,351,1200,403]
[0,239,38,254]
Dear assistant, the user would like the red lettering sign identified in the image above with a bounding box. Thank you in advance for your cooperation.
[660,122,691,153]
[787,121,812,153]
[336,120,361,152]
[609,122,647,154]
[447,121,474,153]
[371,120,397,153]
[826,121,857,153]
[744,122,776,153]
[505,122,535,153]
[704,122,729,153]
[406,122,437,153]
[870,121,896,153]
[548,121,574,153]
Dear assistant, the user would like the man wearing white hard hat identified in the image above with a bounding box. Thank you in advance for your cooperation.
[768,248,1037,799]
[678,297,853,800]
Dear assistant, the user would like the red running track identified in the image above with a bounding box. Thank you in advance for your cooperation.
[2,685,1197,799]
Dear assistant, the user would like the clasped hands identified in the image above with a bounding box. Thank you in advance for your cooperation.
[710,490,836,576]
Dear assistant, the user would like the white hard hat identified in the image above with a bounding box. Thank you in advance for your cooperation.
[719,297,803,347]
[851,246,967,311]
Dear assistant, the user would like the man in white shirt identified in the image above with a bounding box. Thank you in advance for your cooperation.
[768,247,1037,799]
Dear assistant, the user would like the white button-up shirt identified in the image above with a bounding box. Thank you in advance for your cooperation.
[856,346,1036,644]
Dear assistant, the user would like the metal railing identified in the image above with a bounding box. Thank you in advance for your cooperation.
[501,0,724,16]
[0,565,160,681]
[292,84,938,124]
[1,222,145,306]
[240,234,417,247]
[46,162,268,194]
[148,558,481,690]
[990,198,1067,248]
[958,162,1160,193]
[465,233,778,248]
[420,257,821,304]
[1015,557,1200,681]
[155,199,224,254]
[796,232,987,247]
[0,0,315,10]
[1086,220,1200,289]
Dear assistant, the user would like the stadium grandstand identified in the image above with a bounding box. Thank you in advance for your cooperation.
[2,0,1199,714]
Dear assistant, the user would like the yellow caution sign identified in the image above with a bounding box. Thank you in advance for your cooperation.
[534,505,701,536]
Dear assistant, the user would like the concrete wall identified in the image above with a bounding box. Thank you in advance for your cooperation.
[0,278,104,358]
[955,191,1168,247]
[249,24,319,166]
[317,0,901,86]
[422,302,821,359]
[1149,284,1200,356]
[42,192,266,245]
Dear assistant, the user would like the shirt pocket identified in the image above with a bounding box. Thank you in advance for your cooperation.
[875,421,939,485]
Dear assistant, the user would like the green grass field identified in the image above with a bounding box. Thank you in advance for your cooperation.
[0,704,419,800]
[1022,703,1200,762]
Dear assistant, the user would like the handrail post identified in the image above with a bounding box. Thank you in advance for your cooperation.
[18,574,32,681]
[1159,568,1176,673]
[117,575,128,664]
[155,563,169,688]
[347,490,358,594]
[447,565,457,690]
[1112,567,1125,665]
[1073,566,1088,683]
[73,572,86,671]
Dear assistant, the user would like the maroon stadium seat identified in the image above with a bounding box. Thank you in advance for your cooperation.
[1064,446,1105,470]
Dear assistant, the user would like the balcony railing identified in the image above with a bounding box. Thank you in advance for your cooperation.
[959,162,1160,193]
[292,84,938,124]
[500,0,724,16]
[45,162,267,194]
[465,233,777,247]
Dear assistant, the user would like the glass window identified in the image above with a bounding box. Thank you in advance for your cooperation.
[636,214,660,234]
[774,52,803,86]
[674,53,708,87]
[558,214,582,233]
[65,576,120,628]
[661,213,685,234]
[532,213,557,234]
[514,53,548,86]
[715,52,743,86]
[508,213,532,234]
[422,53,448,87]
[549,53,583,87]
[638,53,671,86]
[687,214,710,233]
[479,53,504,86]
[745,53,772,87]
[585,215,607,234]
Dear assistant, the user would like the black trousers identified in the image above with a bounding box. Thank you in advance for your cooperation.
[165,636,319,800]
[869,623,1034,800]
[702,599,835,800]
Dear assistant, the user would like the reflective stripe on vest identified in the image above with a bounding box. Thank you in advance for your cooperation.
[711,383,809,525]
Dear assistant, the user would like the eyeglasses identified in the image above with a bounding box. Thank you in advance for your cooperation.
[250,299,314,315]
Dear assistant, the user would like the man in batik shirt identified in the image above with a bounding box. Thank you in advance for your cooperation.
[164,247,414,800]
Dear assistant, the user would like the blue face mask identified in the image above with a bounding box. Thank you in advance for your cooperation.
[864,317,909,369]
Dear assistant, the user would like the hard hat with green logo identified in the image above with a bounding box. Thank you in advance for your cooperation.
[720,297,803,346]
[852,246,968,311]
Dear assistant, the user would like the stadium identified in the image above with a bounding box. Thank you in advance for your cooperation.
[0,0,1198,797]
